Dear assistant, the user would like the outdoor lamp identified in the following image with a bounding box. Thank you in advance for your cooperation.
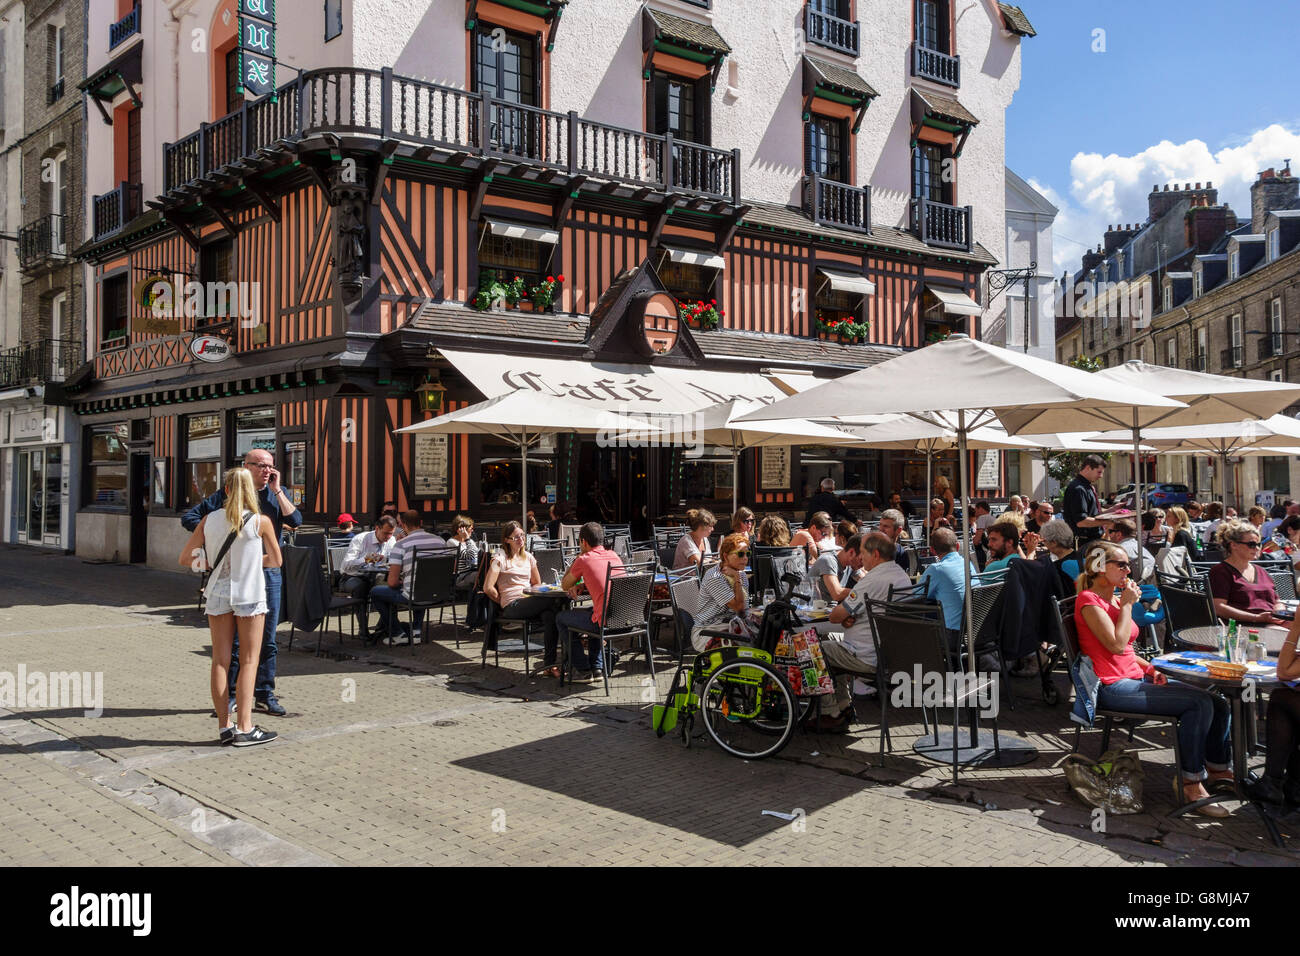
[416,377,447,413]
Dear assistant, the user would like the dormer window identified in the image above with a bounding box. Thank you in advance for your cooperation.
[1269,228,1281,261]
[1192,269,1202,298]
[1229,249,1239,279]
[1162,284,1171,313]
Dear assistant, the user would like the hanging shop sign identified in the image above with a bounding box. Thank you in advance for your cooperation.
[189,334,232,363]
[237,0,276,97]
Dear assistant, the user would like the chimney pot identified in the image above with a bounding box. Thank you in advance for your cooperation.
[1164,185,1170,191]
[1207,180,1213,188]
[1184,183,1191,190]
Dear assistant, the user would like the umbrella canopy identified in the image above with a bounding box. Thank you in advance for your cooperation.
[624,398,857,512]
[393,391,661,528]
[735,335,1187,674]
[1093,361,1300,427]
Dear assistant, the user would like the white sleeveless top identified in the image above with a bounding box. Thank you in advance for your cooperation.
[203,509,265,607]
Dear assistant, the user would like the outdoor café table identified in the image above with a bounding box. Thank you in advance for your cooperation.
[1151,650,1284,847]
[1176,624,1292,653]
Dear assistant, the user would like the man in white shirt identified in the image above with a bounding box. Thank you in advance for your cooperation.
[341,516,397,641]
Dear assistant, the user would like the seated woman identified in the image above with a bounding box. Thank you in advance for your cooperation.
[1248,506,1268,534]
[756,514,792,548]
[1263,514,1300,573]
[1208,519,1286,626]
[1162,506,1201,561]
[1074,541,1233,816]
[1247,619,1300,805]
[731,506,756,537]
[690,533,751,652]
[674,508,716,569]
[482,521,558,664]
[449,514,480,591]
[1040,519,1081,590]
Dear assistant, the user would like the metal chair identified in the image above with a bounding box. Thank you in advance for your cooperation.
[382,550,458,653]
[650,568,698,660]
[1268,568,1297,601]
[533,547,567,585]
[887,579,932,603]
[1155,571,1217,648]
[865,598,1000,784]
[752,546,807,601]
[559,523,584,548]
[629,549,656,568]
[563,571,656,696]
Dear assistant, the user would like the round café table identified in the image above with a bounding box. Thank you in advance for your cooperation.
[1151,650,1284,847]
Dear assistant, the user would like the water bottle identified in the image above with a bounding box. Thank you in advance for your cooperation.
[552,569,563,588]
[1226,620,1238,663]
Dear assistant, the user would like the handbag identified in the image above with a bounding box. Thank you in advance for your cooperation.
[771,625,834,697]
[1062,749,1145,814]
[198,512,254,612]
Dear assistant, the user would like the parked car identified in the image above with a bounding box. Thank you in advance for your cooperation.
[1107,484,1135,508]
[1145,483,1192,507]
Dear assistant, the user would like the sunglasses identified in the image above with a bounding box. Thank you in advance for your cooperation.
[1107,560,1131,570]
[1237,540,1262,549]
[742,518,755,524]
[733,550,750,558]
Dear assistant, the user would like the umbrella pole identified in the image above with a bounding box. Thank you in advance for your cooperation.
[1132,413,1143,580]
[958,410,974,672]
[733,444,740,516]
[521,436,529,534]
[925,447,933,533]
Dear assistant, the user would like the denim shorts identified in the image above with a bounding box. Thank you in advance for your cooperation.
[205,573,268,618]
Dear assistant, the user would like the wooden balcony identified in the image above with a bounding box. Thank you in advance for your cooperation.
[912,42,960,87]
[910,196,971,252]
[109,4,141,50]
[803,173,869,233]
[805,6,859,57]
[163,67,740,204]
[91,182,143,243]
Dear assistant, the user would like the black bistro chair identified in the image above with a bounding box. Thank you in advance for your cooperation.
[865,598,1000,784]
[1155,570,1217,648]
[392,550,460,652]
[562,571,656,696]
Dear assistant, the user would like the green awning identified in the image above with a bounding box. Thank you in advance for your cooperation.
[79,42,142,102]
[643,7,731,73]
[911,88,979,128]
[803,56,877,133]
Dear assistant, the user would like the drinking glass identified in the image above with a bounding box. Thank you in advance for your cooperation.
[763,589,776,607]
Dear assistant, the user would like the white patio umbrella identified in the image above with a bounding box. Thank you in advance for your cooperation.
[1091,414,1300,509]
[392,390,662,530]
[622,398,859,514]
[735,334,1186,675]
[1088,361,1300,561]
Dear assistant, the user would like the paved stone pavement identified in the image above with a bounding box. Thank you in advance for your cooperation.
[0,545,1296,866]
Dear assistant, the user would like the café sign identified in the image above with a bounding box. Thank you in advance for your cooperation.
[190,334,232,364]
[237,0,276,97]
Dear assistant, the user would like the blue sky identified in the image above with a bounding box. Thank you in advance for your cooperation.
[1006,0,1300,273]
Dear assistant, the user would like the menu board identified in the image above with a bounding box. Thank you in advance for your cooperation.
[760,446,791,491]
[414,434,449,497]
[976,450,1000,490]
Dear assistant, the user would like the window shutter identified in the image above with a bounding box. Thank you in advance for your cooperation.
[693,75,711,146]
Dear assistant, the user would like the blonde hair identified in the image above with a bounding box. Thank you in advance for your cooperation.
[1217,518,1258,550]
[999,510,1027,534]
[934,475,950,492]
[756,514,791,547]
[1166,506,1190,532]
[1076,541,1126,595]
[223,467,260,532]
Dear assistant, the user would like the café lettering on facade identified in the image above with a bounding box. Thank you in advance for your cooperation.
[71,65,1003,567]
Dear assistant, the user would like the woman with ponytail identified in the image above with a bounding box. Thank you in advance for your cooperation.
[1073,540,1232,815]
[180,467,282,748]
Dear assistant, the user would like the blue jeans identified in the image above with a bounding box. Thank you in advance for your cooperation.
[1096,677,1231,781]
[228,566,281,700]
[368,585,425,636]
[555,606,602,671]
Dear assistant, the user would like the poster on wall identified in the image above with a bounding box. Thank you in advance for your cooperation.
[760,446,791,491]
[153,459,167,507]
[976,450,1000,491]
[414,434,450,497]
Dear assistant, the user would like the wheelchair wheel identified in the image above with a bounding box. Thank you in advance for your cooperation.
[699,658,796,759]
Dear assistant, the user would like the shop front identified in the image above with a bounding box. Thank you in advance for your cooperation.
[1,400,78,551]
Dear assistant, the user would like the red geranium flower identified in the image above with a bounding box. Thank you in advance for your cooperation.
[557,275,565,282]
[546,276,555,283]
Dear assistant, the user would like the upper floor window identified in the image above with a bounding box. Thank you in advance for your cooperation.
[474,26,538,107]
[224,47,243,116]
[1196,326,1207,361]
[1269,228,1281,261]
[325,0,343,41]
[912,144,951,204]
[1162,285,1171,313]
[1229,250,1239,279]
[650,71,702,145]
[915,0,948,53]
[199,238,235,322]
[1192,269,1202,298]
[47,24,65,101]
[101,274,129,346]
[1166,336,1176,367]
[806,115,848,183]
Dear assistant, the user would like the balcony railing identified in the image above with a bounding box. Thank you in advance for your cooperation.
[1221,345,1244,369]
[912,43,960,87]
[910,196,971,251]
[17,214,67,270]
[164,67,741,204]
[1258,334,1284,361]
[803,173,870,233]
[0,338,82,388]
[48,78,64,104]
[109,4,141,50]
[91,182,143,243]
[805,6,860,56]
[1186,354,1207,372]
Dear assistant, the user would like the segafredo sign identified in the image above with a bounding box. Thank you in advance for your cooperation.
[189,335,232,363]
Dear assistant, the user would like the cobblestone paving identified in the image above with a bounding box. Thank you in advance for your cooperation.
[0,545,1295,866]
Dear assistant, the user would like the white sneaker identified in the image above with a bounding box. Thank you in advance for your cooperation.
[853,678,877,697]
[382,633,411,646]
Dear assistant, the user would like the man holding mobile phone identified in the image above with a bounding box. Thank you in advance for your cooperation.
[183,448,302,716]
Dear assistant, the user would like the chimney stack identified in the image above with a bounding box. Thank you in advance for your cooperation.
[1251,166,1299,234]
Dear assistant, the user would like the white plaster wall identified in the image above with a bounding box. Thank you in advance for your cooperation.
[75,511,131,562]
[0,2,24,351]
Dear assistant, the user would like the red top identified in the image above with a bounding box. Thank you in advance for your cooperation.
[1208,561,1278,615]
[569,546,625,625]
[1074,589,1152,684]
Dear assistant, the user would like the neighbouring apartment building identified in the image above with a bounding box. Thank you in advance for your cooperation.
[71,0,1036,568]
[0,0,84,553]
[1057,168,1300,507]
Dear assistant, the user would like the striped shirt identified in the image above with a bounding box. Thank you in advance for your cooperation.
[694,566,747,630]
[387,529,449,592]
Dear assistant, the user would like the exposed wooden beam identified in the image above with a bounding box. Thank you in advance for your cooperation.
[244,181,281,223]
[89,95,113,125]
[554,175,586,230]
[161,210,202,253]
[468,158,500,221]
[370,141,401,206]
[204,200,239,237]
[715,204,751,253]
[648,197,678,248]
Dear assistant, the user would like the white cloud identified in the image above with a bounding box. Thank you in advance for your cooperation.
[1031,124,1300,275]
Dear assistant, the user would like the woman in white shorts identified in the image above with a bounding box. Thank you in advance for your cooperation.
[180,467,282,748]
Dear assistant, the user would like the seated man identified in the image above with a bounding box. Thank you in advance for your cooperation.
[339,515,397,641]
[821,533,912,721]
[549,522,625,679]
[1107,518,1156,581]
[369,510,449,645]
[877,508,911,574]
[806,534,848,604]
[980,520,1023,579]
[919,527,978,650]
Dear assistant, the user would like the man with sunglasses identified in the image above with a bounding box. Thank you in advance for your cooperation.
[1208,520,1287,626]
[182,448,302,716]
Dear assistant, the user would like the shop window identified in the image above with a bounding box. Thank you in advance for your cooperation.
[683,456,733,503]
[235,408,276,459]
[480,438,555,506]
[284,440,306,508]
[87,424,128,509]
[101,274,129,347]
[185,413,223,508]
[1262,456,1290,496]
